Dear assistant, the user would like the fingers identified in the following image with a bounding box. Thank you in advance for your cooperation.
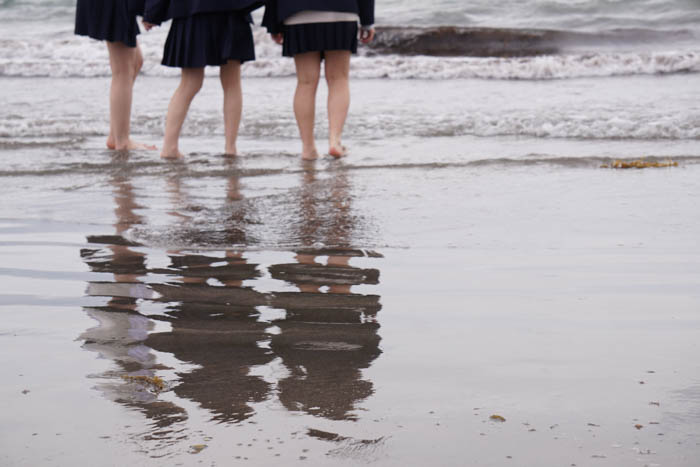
[142,21,155,31]
[272,33,284,45]
[360,28,375,44]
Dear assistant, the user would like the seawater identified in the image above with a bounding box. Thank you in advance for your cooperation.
[1,0,700,79]
[3,0,700,31]
[0,1,698,150]
[1,4,700,466]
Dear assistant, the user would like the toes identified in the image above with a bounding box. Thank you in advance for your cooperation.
[328,145,347,158]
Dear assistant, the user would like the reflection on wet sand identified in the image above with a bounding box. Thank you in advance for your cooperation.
[150,171,274,424]
[80,154,188,435]
[270,164,382,421]
[79,156,383,441]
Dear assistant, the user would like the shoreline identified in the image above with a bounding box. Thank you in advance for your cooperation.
[1,23,699,464]
[2,152,700,464]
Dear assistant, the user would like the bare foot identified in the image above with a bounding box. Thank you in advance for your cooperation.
[111,139,157,151]
[301,148,319,161]
[328,143,347,158]
[126,140,157,151]
[161,149,184,160]
[224,146,238,157]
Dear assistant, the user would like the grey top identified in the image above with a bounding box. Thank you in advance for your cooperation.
[284,10,362,26]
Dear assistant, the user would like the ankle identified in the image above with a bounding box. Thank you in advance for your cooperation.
[161,145,180,159]
[302,141,317,153]
[113,139,130,151]
[301,146,319,160]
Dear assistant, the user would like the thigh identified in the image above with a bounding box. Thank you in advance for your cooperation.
[181,67,205,90]
[106,41,136,72]
[324,50,351,80]
[294,52,322,84]
[220,60,242,85]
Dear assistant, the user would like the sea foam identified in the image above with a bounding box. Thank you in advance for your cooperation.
[1,28,699,81]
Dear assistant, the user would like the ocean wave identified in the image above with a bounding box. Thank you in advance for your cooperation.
[2,106,698,141]
[2,155,699,179]
[346,155,700,170]
[1,28,699,81]
[368,26,697,57]
[0,137,83,149]
[331,51,700,80]
[408,112,700,140]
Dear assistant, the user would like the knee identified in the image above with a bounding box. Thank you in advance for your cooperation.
[181,73,204,97]
[297,72,320,89]
[185,81,203,99]
[111,59,132,80]
[133,53,144,78]
[325,70,349,86]
[220,66,242,91]
[297,79,319,90]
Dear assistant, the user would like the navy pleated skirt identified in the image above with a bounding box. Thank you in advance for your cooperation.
[162,12,255,68]
[75,0,141,48]
[283,22,358,58]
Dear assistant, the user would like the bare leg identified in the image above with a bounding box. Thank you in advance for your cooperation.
[106,42,154,151]
[325,50,351,158]
[327,256,353,292]
[293,52,322,160]
[295,253,321,293]
[220,60,243,156]
[161,68,205,159]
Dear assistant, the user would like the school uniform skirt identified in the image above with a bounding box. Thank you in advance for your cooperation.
[283,22,359,58]
[75,0,141,48]
[162,12,256,68]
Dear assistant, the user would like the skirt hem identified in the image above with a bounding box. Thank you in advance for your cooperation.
[283,22,358,58]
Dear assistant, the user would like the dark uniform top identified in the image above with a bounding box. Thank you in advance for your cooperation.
[263,0,375,34]
[144,0,264,24]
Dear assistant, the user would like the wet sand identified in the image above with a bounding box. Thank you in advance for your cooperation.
[1,77,700,466]
[2,157,700,466]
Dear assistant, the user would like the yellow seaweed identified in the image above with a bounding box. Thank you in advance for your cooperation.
[490,415,506,422]
[122,375,166,392]
[190,444,207,454]
[601,159,679,169]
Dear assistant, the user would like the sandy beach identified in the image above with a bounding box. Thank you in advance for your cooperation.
[1,74,700,466]
[2,0,700,463]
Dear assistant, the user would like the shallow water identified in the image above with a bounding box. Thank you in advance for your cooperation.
[2,75,700,153]
[2,0,700,79]
[2,80,700,467]
[1,1,700,464]
[2,151,700,465]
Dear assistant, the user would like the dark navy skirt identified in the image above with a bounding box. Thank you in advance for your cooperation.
[75,0,141,48]
[162,12,255,68]
[283,22,358,58]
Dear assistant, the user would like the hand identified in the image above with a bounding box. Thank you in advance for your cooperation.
[360,28,375,44]
[143,21,156,31]
[271,33,284,45]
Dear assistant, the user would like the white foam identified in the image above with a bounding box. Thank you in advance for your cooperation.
[2,104,698,142]
[410,111,700,140]
[1,27,699,80]
[347,51,700,80]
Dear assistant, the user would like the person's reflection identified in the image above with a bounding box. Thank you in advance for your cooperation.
[269,162,383,421]
[80,153,187,428]
[144,165,274,424]
[82,153,148,311]
[80,155,385,427]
